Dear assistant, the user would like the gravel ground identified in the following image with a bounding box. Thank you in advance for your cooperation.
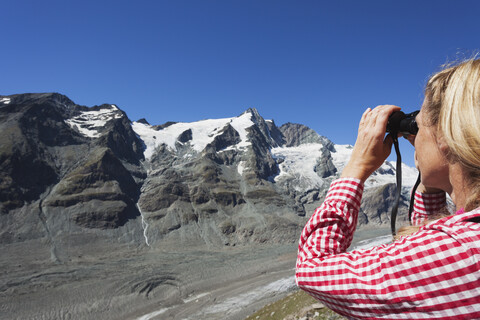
[0,238,298,320]
[0,227,390,320]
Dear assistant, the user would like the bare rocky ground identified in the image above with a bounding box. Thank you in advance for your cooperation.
[0,226,390,320]
[0,237,298,320]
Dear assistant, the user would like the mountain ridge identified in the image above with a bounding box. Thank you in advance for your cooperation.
[0,92,417,249]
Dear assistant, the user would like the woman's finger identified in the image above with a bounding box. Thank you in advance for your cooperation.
[359,107,372,129]
[373,105,402,133]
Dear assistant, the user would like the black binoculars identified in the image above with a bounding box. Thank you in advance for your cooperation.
[386,110,419,136]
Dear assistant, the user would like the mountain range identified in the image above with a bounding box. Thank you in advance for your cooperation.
[0,92,421,319]
[0,93,418,252]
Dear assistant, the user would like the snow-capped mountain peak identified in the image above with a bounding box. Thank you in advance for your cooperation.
[132,111,257,159]
[65,104,123,138]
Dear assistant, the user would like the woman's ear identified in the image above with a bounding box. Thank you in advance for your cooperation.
[437,135,449,153]
[436,133,454,163]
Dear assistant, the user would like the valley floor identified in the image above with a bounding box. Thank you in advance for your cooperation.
[0,239,297,320]
[0,227,390,320]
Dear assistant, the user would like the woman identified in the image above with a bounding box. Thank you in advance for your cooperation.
[296,58,480,319]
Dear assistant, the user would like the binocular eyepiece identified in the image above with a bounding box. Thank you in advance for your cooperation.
[386,110,419,136]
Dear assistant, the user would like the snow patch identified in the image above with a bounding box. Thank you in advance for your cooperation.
[183,292,211,303]
[136,308,171,320]
[131,122,161,159]
[237,161,246,175]
[0,97,11,104]
[132,112,255,160]
[330,144,353,172]
[271,143,326,191]
[65,104,122,138]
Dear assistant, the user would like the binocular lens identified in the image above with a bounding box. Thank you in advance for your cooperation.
[386,110,419,136]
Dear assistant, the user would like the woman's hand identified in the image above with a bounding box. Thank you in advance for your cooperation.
[341,105,401,182]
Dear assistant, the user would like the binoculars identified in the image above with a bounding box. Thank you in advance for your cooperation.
[386,110,419,136]
[386,110,420,236]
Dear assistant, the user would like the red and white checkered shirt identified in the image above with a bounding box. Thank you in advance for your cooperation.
[296,178,480,319]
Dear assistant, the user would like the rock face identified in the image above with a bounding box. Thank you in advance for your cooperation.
[0,93,417,250]
[0,93,145,250]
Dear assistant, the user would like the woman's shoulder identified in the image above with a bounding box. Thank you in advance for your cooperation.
[430,208,480,226]
[424,208,480,246]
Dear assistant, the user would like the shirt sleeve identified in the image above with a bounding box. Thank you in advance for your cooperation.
[296,177,363,266]
[410,190,447,226]
[295,178,480,319]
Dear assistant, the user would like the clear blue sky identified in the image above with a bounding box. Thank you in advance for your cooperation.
[1,0,479,166]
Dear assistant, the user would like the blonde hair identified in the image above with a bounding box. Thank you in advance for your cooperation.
[396,57,480,239]
[424,58,480,211]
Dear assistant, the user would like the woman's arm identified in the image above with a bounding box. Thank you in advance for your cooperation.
[296,178,478,319]
[296,178,363,267]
